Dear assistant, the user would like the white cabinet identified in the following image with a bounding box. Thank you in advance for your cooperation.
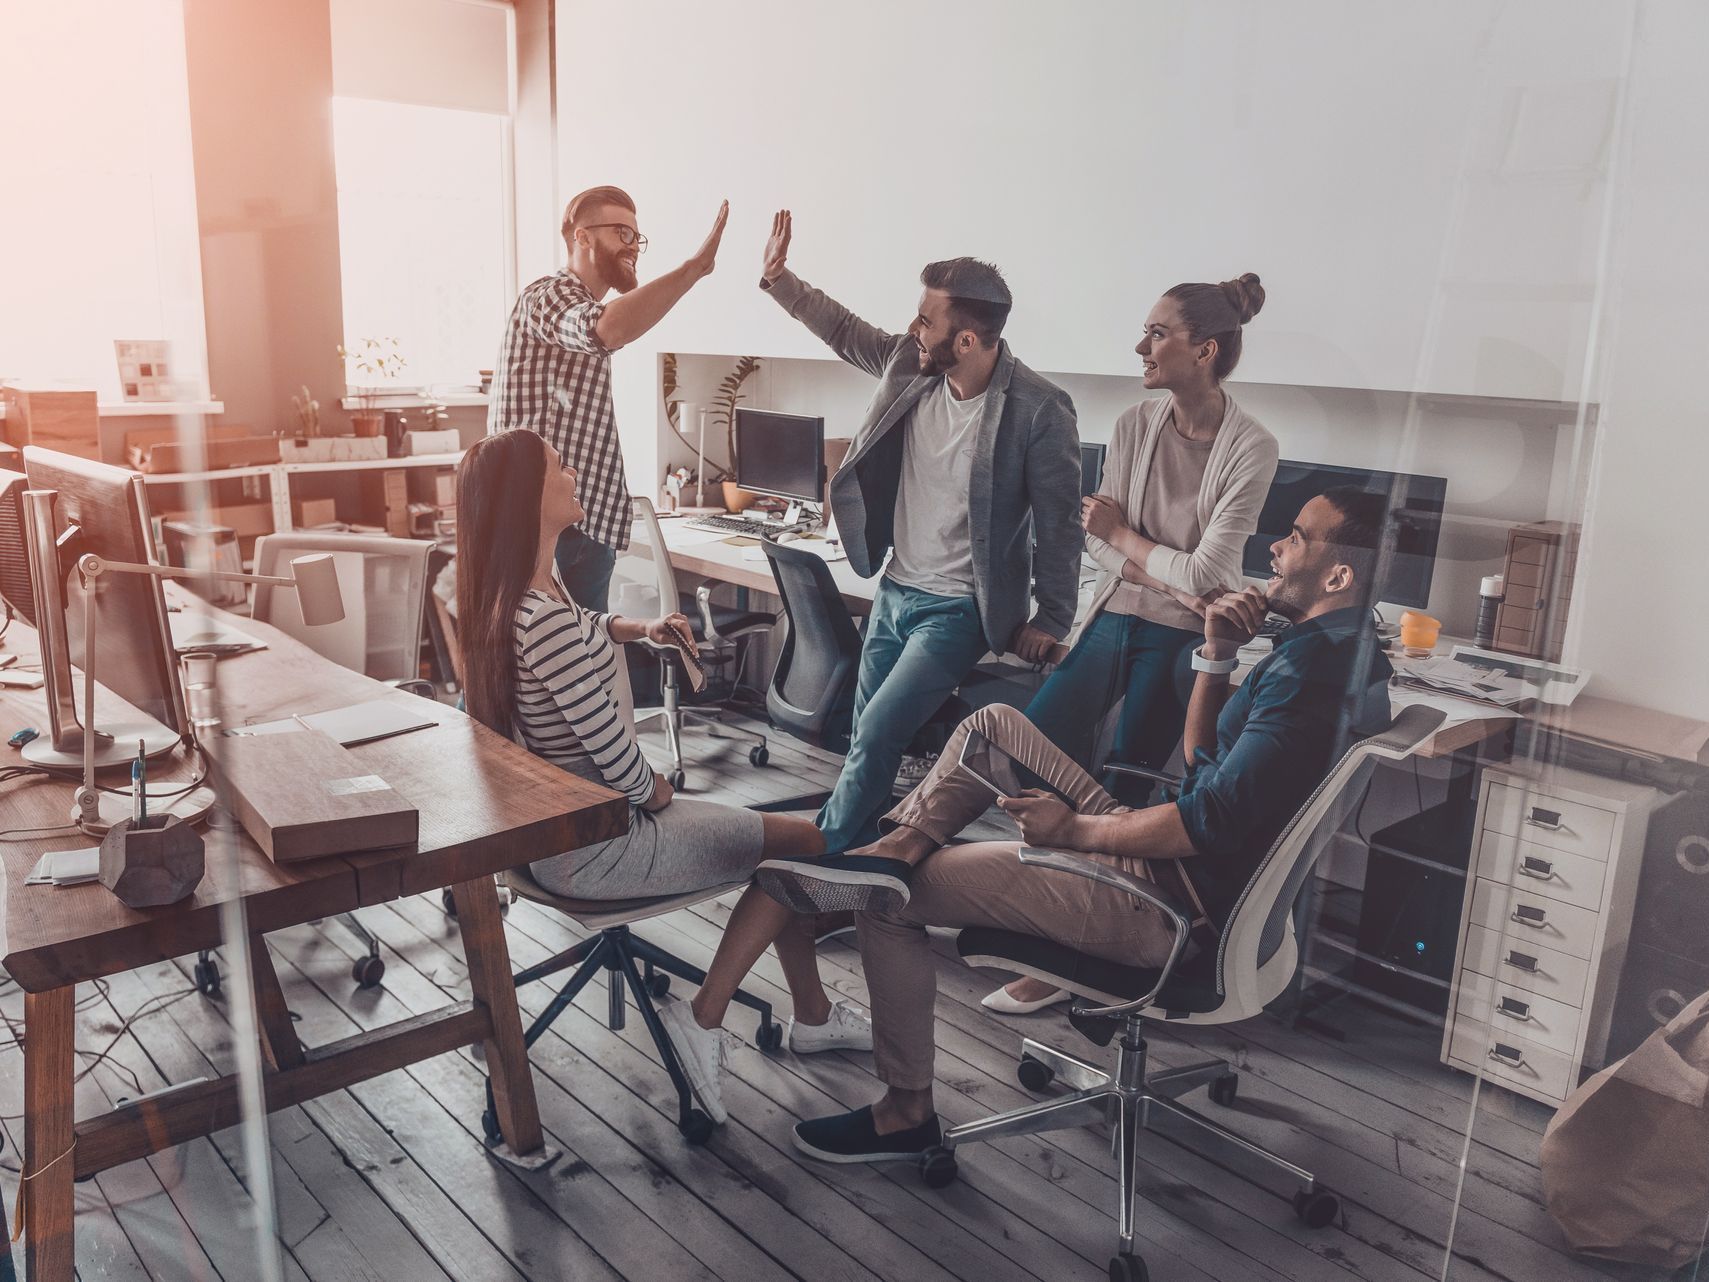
[1440,764,1656,1108]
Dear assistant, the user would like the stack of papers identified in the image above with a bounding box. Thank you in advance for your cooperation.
[1393,655,1534,708]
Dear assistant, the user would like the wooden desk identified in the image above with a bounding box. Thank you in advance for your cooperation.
[648,517,877,614]
[0,617,627,1281]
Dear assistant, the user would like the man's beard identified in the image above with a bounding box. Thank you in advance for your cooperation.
[916,333,957,376]
[600,244,638,293]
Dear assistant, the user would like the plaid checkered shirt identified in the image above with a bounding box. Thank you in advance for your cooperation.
[487,269,631,551]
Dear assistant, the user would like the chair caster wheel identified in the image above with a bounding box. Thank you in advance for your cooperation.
[754,1020,783,1052]
[668,769,686,790]
[193,958,221,996]
[1017,1055,1056,1092]
[496,884,513,915]
[481,1107,503,1146]
[1209,1073,1239,1107]
[352,955,385,988]
[442,887,458,918]
[749,745,769,766]
[1108,1252,1149,1282]
[679,1109,715,1145]
[919,1147,958,1188]
[646,972,671,1000]
[1294,1188,1340,1229]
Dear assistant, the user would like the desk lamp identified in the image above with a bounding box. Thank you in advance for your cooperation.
[67,551,345,834]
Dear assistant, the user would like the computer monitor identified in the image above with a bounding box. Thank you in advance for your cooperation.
[1080,443,1107,497]
[1241,459,1448,610]
[0,468,35,627]
[23,447,186,753]
[735,409,825,506]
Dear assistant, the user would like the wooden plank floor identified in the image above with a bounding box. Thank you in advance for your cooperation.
[0,710,1683,1282]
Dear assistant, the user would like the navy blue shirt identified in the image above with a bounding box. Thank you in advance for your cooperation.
[1174,607,1393,928]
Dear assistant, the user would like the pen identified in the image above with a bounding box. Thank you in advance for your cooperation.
[133,739,146,825]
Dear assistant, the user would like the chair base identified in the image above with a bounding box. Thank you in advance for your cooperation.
[931,1016,1336,1267]
[483,922,783,1147]
[635,704,768,785]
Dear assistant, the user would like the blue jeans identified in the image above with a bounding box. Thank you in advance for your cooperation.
[1024,611,1200,802]
[554,527,618,613]
[817,579,990,852]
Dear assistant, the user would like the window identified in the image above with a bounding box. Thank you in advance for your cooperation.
[331,96,512,393]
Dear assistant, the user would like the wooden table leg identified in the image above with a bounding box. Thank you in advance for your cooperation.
[23,986,75,1282]
[451,876,544,1155]
[248,933,305,1071]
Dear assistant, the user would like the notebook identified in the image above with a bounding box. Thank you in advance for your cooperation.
[227,698,439,747]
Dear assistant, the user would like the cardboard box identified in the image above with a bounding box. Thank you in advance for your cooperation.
[407,468,457,507]
[1,386,99,457]
[361,468,411,538]
[157,502,274,541]
[403,428,460,456]
[294,496,339,528]
[127,427,280,474]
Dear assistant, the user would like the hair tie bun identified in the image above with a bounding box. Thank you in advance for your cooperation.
[1219,273,1265,325]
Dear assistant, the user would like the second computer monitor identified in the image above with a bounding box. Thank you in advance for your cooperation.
[735,408,825,506]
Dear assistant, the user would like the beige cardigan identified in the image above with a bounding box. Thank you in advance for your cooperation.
[1075,394,1279,642]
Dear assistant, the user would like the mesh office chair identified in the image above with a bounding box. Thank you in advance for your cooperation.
[620,497,775,789]
[193,532,433,996]
[749,537,967,815]
[919,704,1446,1282]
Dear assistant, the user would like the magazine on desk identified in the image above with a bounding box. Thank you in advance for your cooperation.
[1391,654,1534,709]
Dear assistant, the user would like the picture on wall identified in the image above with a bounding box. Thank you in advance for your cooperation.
[114,339,176,402]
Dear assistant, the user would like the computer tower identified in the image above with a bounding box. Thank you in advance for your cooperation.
[1606,788,1709,1060]
[1353,845,1466,1017]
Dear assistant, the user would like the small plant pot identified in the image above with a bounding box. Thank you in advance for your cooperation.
[721,481,760,512]
[99,814,205,908]
[351,410,385,438]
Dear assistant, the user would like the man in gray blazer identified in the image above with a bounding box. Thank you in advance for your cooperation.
[758,210,1082,854]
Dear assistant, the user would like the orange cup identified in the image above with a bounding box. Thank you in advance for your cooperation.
[1398,610,1442,656]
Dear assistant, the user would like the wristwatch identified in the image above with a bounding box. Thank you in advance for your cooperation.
[1190,646,1239,675]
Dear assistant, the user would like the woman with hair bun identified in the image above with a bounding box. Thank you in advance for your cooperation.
[985,274,1280,1015]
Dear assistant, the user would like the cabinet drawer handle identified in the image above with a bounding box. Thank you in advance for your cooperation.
[1510,904,1548,929]
[1488,1043,1527,1069]
[1518,855,1555,881]
[1497,996,1532,1022]
[1504,950,1539,974]
[1525,807,1565,833]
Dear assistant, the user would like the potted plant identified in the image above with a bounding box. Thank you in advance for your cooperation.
[710,356,762,510]
[338,337,408,437]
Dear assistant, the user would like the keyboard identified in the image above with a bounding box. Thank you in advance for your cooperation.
[683,513,800,536]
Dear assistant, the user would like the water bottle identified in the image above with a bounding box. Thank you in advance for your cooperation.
[1474,574,1505,649]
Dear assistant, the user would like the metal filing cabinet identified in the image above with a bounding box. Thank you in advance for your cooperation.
[1441,764,1657,1107]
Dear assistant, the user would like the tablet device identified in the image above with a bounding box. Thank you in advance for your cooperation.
[957,728,1077,809]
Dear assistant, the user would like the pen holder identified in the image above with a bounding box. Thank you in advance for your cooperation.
[99,814,205,908]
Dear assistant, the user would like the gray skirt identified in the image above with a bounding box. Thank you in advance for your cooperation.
[528,797,767,900]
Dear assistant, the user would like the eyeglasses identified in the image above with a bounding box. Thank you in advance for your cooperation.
[583,223,648,252]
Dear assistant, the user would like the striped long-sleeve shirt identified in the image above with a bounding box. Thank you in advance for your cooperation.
[512,589,654,806]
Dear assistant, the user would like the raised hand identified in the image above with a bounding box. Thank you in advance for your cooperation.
[1203,585,1269,659]
[687,201,730,279]
[761,209,792,283]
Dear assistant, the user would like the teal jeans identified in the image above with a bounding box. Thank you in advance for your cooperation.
[816,578,990,851]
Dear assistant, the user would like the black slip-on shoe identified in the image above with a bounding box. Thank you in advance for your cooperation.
[754,854,912,915]
[793,1105,943,1164]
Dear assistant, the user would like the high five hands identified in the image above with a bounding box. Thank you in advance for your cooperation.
[762,209,792,284]
[687,201,730,280]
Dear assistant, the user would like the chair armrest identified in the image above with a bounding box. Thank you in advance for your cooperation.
[1100,761,1181,801]
[390,678,438,700]
[693,582,721,641]
[1017,845,1194,1018]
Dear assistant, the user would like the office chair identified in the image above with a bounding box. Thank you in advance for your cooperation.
[192,532,434,997]
[622,497,775,789]
[748,537,969,815]
[918,704,1446,1282]
[482,867,782,1147]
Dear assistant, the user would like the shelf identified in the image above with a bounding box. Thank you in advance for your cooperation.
[338,392,487,410]
[279,451,463,475]
[0,399,224,421]
[139,464,274,484]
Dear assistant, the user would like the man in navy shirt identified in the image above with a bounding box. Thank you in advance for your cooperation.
[761,487,1395,1165]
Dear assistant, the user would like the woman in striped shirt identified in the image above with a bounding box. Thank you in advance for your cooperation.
[456,430,870,1125]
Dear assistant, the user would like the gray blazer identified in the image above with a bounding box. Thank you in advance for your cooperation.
[763,269,1082,654]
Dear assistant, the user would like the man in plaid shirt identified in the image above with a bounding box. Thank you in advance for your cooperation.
[489,185,729,609]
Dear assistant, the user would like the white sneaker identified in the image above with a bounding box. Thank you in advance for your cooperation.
[658,999,735,1125]
[787,998,874,1053]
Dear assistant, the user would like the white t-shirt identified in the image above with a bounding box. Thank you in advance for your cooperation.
[885,377,985,597]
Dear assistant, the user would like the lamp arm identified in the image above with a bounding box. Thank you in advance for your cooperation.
[76,553,294,590]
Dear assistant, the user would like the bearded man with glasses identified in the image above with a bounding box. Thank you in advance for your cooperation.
[488,185,728,610]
